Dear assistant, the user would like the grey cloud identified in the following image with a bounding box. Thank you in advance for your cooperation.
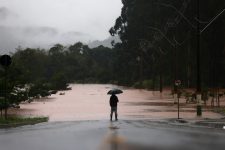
[0,26,19,53]
[0,7,10,20]
[62,31,89,37]
[23,26,58,37]
[88,36,121,48]
[60,31,92,44]
[0,26,91,53]
[0,26,59,53]
[0,0,122,53]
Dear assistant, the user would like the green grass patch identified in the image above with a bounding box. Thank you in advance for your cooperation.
[0,116,49,128]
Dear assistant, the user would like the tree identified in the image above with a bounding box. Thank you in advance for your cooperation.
[110,0,225,89]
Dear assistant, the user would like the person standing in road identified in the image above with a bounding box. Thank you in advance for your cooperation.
[109,94,119,121]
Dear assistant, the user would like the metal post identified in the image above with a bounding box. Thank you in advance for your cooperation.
[175,80,181,119]
[173,25,177,104]
[174,42,178,104]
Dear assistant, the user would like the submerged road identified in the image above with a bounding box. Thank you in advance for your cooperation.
[0,120,225,150]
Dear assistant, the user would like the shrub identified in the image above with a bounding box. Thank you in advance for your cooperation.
[142,80,153,89]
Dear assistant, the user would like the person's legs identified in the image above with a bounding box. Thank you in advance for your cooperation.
[115,107,118,121]
[110,107,113,121]
[110,107,118,121]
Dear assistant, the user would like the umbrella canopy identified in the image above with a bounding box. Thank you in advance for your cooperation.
[107,89,123,95]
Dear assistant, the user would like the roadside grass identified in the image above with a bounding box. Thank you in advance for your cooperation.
[0,116,49,128]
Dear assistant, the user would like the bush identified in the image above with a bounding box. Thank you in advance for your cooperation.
[132,80,153,90]
[142,80,153,89]
[133,81,143,89]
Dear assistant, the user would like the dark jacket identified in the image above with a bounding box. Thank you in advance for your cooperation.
[110,95,119,107]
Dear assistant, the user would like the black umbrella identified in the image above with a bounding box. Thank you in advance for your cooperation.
[107,89,123,95]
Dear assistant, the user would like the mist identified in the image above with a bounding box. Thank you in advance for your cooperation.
[0,0,122,53]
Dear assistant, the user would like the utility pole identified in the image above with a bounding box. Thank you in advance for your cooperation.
[196,0,202,116]
[174,43,178,104]
[155,1,225,117]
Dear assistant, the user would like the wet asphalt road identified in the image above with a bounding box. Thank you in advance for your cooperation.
[0,120,225,150]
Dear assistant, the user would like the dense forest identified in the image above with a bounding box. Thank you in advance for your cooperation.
[1,0,225,116]
[110,0,225,90]
[0,43,117,117]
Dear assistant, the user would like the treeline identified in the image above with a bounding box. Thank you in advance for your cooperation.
[110,0,225,90]
[0,43,120,117]
[1,43,119,90]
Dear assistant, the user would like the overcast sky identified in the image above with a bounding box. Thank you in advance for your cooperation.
[0,0,122,53]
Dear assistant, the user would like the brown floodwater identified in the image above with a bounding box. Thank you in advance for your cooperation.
[10,84,222,121]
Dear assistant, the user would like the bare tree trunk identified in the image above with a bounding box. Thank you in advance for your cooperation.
[187,35,191,88]
[159,72,163,93]
[217,88,220,107]
[152,74,155,91]
[211,93,215,107]
[216,88,218,107]
[4,108,7,119]
[218,95,220,107]
[211,98,214,107]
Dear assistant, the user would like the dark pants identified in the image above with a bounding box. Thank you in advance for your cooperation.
[110,107,118,120]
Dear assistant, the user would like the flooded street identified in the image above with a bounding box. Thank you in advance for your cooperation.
[11,84,222,121]
[3,84,225,150]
